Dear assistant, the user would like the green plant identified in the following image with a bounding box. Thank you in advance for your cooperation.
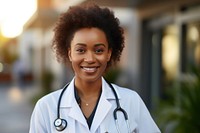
[104,67,121,83]
[31,70,54,105]
[156,68,200,133]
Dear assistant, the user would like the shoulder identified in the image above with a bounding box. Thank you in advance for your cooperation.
[111,83,142,107]
[110,84,143,115]
[35,89,62,109]
[112,84,140,99]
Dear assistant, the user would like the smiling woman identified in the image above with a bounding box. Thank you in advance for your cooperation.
[0,0,37,38]
[29,3,161,133]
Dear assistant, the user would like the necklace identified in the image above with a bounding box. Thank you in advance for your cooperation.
[80,98,97,106]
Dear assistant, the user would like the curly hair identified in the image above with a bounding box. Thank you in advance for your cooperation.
[52,3,124,67]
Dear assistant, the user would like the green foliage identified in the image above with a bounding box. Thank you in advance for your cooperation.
[31,70,54,105]
[41,70,54,94]
[156,68,200,133]
[104,67,121,83]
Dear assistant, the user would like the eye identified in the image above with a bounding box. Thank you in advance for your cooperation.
[76,48,85,53]
[95,48,104,54]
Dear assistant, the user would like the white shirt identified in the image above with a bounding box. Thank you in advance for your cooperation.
[29,77,161,133]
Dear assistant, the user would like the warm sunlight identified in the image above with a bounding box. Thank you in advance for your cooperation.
[0,0,37,38]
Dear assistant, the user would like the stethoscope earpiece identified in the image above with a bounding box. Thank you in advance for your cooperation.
[54,118,67,131]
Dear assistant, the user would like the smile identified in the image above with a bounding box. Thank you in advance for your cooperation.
[81,66,99,73]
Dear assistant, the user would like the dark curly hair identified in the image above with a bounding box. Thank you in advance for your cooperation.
[52,3,124,67]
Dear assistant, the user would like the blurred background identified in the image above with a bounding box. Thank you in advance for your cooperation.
[0,0,200,132]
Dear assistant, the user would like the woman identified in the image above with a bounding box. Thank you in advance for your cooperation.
[29,3,161,133]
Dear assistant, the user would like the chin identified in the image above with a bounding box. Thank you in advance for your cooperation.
[81,75,101,83]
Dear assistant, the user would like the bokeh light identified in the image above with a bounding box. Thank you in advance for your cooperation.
[0,62,3,72]
[0,0,37,38]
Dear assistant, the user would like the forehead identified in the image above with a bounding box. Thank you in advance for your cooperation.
[71,28,108,46]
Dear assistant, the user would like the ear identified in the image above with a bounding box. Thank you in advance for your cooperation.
[68,48,72,62]
[107,48,112,62]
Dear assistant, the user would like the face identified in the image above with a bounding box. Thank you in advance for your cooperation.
[68,28,112,83]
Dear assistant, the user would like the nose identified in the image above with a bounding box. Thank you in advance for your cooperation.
[84,51,96,63]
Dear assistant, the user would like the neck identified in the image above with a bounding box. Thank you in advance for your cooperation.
[74,78,102,99]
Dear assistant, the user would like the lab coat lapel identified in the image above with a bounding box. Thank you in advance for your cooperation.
[60,78,88,129]
[68,101,88,128]
[90,78,115,133]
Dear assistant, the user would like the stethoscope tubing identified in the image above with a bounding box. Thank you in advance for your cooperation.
[57,83,70,119]
[55,80,130,133]
[106,80,131,133]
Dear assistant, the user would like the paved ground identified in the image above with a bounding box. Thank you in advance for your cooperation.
[0,84,36,133]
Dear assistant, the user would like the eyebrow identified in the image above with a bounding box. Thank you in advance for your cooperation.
[75,43,86,47]
[75,43,106,47]
[94,43,106,47]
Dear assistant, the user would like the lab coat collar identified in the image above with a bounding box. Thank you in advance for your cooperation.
[60,77,76,108]
[102,77,121,100]
[60,77,121,107]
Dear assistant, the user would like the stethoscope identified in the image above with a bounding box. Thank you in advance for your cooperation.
[54,80,131,133]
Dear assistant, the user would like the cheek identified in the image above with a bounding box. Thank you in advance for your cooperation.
[70,56,82,64]
[70,59,80,72]
[98,55,110,64]
[69,50,81,62]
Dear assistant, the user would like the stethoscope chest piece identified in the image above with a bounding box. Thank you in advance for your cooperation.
[54,118,67,131]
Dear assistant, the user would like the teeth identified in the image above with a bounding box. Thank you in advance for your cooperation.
[82,67,97,72]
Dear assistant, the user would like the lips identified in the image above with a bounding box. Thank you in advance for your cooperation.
[81,66,99,73]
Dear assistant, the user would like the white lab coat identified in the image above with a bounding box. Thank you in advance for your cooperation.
[29,77,161,133]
